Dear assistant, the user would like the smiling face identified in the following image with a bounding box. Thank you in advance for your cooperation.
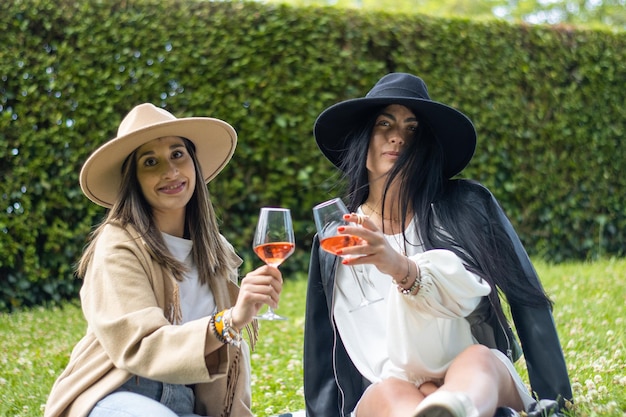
[366,104,418,180]
[135,136,196,234]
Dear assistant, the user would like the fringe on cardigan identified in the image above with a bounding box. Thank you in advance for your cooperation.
[245,320,259,351]
[221,346,241,417]
[168,277,184,324]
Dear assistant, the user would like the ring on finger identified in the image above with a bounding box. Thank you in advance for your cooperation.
[355,213,365,225]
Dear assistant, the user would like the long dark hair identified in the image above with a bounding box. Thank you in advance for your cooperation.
[77,138,236,285]
[340,106,551,321]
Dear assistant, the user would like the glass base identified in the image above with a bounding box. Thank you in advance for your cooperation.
[255,307,288,321]
[349,296,383,312]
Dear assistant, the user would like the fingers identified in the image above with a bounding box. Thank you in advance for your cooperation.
[338,213,401,272]
[337,213,379,259]
[233,266,283,326]
[242,266,282,299]
[343,212,373,228]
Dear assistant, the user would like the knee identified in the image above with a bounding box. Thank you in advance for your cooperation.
[455,344,499,373]
[461,343,492,358]
[358,378,422,417]
[369,377,416,398]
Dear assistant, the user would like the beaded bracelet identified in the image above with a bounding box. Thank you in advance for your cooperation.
[210,308,242,347]
[210,311,227,344]
[400,272,422,295]
[223,308,242,347]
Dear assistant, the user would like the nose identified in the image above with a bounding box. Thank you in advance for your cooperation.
[387,128,405,145]
[161,160,179,178]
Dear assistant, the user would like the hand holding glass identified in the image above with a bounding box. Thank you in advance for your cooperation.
[312,198,382,311]
[252,207,295,320]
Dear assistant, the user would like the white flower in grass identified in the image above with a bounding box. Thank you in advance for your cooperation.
[592,356,608,372]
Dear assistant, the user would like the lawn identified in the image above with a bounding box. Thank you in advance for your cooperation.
[1,258,624,416]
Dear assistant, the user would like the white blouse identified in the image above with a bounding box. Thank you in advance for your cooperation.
[162,233,217,323]
[332,211,491,386]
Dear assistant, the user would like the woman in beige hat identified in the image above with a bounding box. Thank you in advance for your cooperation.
[45,103,282,417]
[304,73,571,417]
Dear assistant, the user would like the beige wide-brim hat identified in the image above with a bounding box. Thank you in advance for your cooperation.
[80,103,237,208]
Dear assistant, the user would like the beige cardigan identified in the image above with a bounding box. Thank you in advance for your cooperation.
[45,222,257,417]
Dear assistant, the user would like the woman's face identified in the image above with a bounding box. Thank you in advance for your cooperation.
[135,136,196,226]
[366,104,418,179]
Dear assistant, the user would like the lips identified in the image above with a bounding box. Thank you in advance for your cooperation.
[159,181,186,194]
[383,151,400,157]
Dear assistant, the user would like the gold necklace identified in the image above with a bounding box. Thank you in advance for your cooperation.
[363,202,401,222]
[363,202,408,255]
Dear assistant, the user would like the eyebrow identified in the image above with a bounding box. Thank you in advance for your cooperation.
[136,143,186,160]
[379,111,418,123]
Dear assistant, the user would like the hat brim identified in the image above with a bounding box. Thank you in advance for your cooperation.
[314,96,476,178]
[80,118,236,208]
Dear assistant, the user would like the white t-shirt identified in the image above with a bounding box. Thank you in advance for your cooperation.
[162,233,217,323]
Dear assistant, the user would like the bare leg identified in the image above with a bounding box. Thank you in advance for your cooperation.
[356,377,425,417]
[357,345,524,417]
[418,381,440,397]
[437,344,524,417]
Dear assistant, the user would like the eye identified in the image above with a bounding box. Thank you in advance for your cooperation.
[143,157,158,167]
[172,149,184,159]
[407,123,418,132]
[375,118,391,127]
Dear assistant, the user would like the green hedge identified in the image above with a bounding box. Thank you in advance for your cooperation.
[1,0,625,311]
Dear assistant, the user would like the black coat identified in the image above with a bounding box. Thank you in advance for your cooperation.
[303,180,572,417]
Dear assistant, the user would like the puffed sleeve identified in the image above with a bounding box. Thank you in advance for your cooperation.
[389,249,491,319]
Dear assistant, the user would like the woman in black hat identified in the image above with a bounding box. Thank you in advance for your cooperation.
[304,73,572,417]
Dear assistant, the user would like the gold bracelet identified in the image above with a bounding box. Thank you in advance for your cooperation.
[400,262,422,296]
[392,257,411,286]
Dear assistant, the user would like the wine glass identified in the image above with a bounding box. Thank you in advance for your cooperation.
[252,207,295,320]
[312,198,383,311]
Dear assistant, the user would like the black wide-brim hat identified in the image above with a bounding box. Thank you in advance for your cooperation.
[314,73,477,178]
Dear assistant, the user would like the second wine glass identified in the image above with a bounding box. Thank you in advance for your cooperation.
[252,207,295,321]
[312,198,383,311]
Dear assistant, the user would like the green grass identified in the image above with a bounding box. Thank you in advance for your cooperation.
[1,258,625,416]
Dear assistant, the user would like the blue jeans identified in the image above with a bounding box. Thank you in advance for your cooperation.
[88,376,205,417]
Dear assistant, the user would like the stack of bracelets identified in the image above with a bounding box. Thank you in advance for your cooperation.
[392,257,422,296]
[210,308,242,348]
